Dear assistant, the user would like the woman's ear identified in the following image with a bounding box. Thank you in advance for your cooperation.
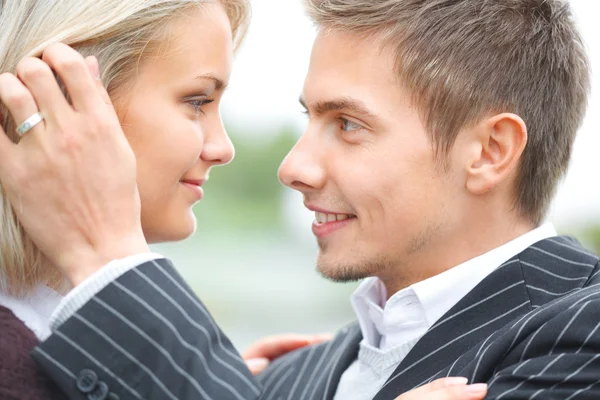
[465,113,528,195]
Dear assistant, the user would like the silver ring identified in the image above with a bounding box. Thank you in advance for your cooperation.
[16,112,44,136]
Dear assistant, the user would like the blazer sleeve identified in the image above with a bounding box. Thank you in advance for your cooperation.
[485,264,600,399]
[31,258,261,400]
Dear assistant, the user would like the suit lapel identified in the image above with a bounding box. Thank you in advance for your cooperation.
[317,324,363,400]
[374,235,598,399]
[374,256,532,399]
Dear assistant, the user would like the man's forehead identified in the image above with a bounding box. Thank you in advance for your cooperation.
[308,33,397,85]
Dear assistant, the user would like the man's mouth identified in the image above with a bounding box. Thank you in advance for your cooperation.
[314,212,355,225]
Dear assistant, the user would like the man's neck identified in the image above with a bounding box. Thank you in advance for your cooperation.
[379,217,537,297]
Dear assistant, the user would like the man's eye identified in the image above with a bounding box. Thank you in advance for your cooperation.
[340,118,363,132]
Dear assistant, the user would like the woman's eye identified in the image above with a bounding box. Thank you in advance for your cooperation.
[188,97,215,115]
[340,118,363,132]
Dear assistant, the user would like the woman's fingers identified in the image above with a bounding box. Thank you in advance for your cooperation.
[395,378,488,400]
[242,333,332,361]
[397,377,468,397]
[245,358,270,376]
[0,72,45,136]
[42,43,101,112]
[431,383,487,400]
[15,57,70,123]
[242,333,332,376]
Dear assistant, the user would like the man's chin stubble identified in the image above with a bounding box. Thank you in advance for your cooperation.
[315,252,394,283]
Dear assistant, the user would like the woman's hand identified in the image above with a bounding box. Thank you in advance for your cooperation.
[0,43,149,285]
[395,378,488,400]
[243,333,332,375]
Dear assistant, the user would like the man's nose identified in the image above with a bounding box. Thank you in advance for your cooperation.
[278,131,326,192]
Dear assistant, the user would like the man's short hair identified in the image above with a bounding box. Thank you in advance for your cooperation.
[304,0,591,225]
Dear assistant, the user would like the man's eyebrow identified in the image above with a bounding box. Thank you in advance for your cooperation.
[195,74,227,91]
[298,96,378,119]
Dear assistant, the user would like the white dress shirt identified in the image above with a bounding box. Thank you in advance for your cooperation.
[0,285,63,341]
[333,223,557,400]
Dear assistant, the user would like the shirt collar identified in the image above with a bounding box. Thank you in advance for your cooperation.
[351,223,557,350]
[0,285,64,341]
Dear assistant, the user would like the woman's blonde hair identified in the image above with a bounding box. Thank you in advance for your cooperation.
[0,0,250,296]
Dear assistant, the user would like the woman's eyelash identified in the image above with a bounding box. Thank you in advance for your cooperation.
[188,97,215,114]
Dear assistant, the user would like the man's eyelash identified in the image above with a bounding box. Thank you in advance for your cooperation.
[340,117,363,132]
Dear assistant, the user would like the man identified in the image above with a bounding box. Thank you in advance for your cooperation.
[0,0,597,399]
[256,0,598,398]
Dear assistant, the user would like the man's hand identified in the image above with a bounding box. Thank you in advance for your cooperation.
[0,43,149,286]
[396,378,487,400]
[243,333,332,375]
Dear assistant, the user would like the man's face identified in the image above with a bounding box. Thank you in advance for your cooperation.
[278,31,463,285]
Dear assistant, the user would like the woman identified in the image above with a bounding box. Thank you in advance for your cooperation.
[0,0,485,399]
[0,0,309,397]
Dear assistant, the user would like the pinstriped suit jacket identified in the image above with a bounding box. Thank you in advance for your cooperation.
[257,236,600,399]
[31,235,600,399]
[32,259,261,400]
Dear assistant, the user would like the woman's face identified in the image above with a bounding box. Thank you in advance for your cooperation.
[113,3,234,244]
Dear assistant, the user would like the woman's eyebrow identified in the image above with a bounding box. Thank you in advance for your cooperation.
[195,74,227,91]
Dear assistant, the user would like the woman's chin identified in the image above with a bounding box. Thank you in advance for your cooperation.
[144,215,198,244]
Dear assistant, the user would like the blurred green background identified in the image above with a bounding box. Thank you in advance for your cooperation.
[153,125,600,353]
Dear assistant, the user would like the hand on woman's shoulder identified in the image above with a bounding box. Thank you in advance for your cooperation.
[0,306,64,400]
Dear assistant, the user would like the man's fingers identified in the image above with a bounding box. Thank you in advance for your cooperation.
[84,56,113,107]
[0,119,18,175]
[15,57,70,123]
[0,103,15,176]
[42,43,101,112]
[0,72,44,137]
[84,56,100,81]
[245,358,270,376]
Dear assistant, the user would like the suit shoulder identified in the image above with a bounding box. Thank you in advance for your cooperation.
[257,323,361,385]
[257,337,332,384]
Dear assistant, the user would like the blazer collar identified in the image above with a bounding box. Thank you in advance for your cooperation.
[374,235,598,399]
[319,324,363,400]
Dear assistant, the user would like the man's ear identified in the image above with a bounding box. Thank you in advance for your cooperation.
[465,113,527,195]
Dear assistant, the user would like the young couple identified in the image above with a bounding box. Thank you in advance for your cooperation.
[1,0,598,399]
